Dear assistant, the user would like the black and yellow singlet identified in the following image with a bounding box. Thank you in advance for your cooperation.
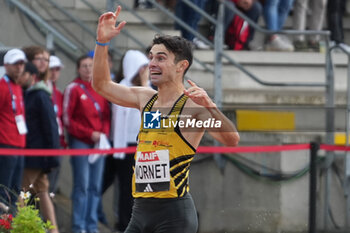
[132,93,196,199]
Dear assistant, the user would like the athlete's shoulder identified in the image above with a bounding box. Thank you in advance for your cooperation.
[137,87,157,106]
[138,86,157,95]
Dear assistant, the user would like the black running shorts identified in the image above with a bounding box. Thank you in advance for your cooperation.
[125,193,198,233]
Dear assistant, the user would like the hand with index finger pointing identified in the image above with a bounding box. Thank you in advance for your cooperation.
[184,80,215,108]
[183,79,198,95]
[187,79,196,87]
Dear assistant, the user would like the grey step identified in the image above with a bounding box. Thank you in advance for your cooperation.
[194,50,347,66]
[115,28,181,49]
[187,50,348,105]
[119,9,175,26]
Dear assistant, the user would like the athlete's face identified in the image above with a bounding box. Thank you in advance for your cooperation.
[148,44,178,86]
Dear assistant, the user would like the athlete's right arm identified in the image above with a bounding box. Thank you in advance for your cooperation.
[92,6,153,108]
[93,45,141,108]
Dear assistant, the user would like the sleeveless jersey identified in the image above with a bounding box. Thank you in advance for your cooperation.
[132,93,196,198]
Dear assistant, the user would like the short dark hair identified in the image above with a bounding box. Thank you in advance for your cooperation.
[24,62,38,75]
[76,55,91,69]
[152,35,193,75]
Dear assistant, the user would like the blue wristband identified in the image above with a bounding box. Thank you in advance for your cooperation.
[96,40,110,46]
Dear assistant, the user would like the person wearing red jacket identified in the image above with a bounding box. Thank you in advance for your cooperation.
[63,55,110,233]
[0,48,27,212]
[207,0,262,50]
[225,0,262,50]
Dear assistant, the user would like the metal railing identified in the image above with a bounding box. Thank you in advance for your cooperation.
[79,0,151,55]
[215,0,335,149]
[328,43,350,230]
[7,0,79,58]
[215,2,337,231]
[144,0,332,100]
[114,0,214,73]
[45,0,122,58]
[218,1,330,86]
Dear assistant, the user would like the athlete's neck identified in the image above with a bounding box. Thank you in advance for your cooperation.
[156,84,184,105]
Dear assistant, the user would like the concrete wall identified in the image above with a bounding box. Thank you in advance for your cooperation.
[188,133,313,233]
[0,1,77,91]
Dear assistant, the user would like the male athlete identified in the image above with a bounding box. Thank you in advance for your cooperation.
[92,6,240,233]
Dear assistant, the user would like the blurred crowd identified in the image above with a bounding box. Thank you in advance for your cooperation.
[0,45,150,233]
[136,0,347,52]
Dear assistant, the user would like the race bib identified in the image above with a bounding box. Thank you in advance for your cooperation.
[135,150,170,192]
[15,114,27,135]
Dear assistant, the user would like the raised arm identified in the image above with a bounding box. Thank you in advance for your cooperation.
[93,6,152,108]
[184,80,240,146]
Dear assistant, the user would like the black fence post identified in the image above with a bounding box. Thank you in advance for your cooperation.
[309,142,319,233]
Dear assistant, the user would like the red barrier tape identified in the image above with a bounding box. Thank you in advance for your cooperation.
[0,147,137,156]
[0,144,312,156]
[320,144,350,151]
[197,144,311,153]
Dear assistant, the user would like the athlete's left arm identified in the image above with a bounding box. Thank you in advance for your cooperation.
[184,80,240,146]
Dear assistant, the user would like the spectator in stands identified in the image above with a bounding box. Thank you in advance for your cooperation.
[262,0,295,51]
[327,0,345,45]
[99,50,149,232]
[63,55,111,233]
[134,0,153,8]
[224,0,262,50]
[47,55,67,194]
[293,0,327,51]
[175,0,211,49]
[0,49,27,213]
